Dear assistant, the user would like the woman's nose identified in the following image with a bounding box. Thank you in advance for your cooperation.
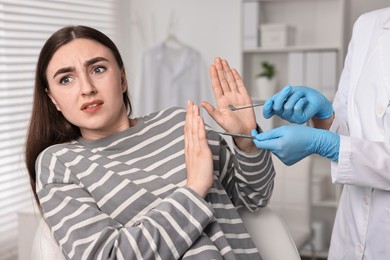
[80,77,97,96]
[82,88,97,96]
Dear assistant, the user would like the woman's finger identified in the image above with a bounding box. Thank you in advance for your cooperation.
[222,59,238,93]
[209,64,224,99]
[215,57,231,94]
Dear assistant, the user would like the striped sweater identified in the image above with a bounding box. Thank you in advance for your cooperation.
[36,107,275,260]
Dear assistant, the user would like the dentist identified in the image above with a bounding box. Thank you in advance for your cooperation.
[252,7,390,260]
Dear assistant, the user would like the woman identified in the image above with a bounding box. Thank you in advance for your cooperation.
[25,25,274,259]
[252,7,390,259]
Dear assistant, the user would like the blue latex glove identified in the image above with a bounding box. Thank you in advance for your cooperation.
[251,126,340,166]
[263,86,334,124]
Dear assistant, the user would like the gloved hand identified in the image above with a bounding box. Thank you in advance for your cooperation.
[251,125,340,166]
[263,86,334,124]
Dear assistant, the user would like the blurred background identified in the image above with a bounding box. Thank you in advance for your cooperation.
[0,0,388,259]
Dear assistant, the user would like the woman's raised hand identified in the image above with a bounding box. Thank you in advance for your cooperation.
[184,101,213,198]
[201,57,257,153]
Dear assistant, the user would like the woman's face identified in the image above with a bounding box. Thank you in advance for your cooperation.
[46,38,129,140]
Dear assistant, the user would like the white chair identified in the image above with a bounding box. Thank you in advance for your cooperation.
[31,218,66,260]
[269,154,315,258]
[238,206,301,260]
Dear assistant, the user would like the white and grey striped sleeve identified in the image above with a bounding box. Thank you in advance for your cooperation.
[207,131,275,211]
[37,151,214,260]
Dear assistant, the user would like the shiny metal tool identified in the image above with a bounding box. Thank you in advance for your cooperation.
[227,101,266,111]
[215,131,255,139]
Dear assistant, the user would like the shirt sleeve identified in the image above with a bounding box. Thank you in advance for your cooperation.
[207,130,275,212]
[331,135,390,190]
[36,150,214,260]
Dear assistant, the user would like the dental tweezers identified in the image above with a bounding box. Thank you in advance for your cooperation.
[228,101,266,111]
[215,131,255,139]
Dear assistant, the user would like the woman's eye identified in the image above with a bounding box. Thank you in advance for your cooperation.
[60,76,72,85]
[92,66,106,74]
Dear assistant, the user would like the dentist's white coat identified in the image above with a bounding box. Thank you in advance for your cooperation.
[329,7,390,260]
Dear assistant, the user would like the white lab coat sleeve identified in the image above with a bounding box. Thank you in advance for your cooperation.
[332,135,390,191]
[330,15,390,191]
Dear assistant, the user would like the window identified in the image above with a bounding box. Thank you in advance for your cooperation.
[0,1,119,258]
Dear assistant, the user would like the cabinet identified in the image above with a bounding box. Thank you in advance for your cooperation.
[242,0,346,118]
[303,155,342,258]
[241,0,345,258]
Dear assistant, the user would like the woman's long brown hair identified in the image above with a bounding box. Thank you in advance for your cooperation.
[25,25,132,205]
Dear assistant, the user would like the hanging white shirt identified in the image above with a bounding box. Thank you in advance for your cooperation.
[133,43,212,117]
[328,7,390,260]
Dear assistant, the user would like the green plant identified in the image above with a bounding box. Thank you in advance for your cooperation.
[256,61,276,80]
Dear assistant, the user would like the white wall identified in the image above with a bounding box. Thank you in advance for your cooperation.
[122,0,390,111]
[125,0,242,107]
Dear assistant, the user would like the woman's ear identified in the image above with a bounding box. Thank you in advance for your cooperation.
[45,88,61,111]
[120,68,127,93]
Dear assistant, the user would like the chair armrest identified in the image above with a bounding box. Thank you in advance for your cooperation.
[31,217,66,260]
[238,207,301,260]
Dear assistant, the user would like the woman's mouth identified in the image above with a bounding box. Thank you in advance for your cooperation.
[81,100,104,112]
